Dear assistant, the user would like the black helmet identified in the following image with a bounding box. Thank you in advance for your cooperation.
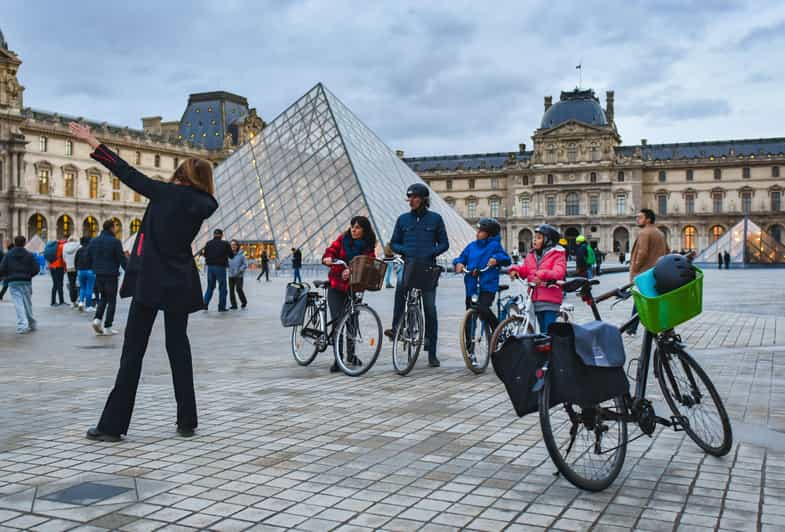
[534,224,560,247]
[653,253,695,294]
[477,217,501,237]
[406,183,430,199]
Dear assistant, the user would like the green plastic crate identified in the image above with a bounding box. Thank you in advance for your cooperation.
[631,266,703,333]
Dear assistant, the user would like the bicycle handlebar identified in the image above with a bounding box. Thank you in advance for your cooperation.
[595,282,634,303]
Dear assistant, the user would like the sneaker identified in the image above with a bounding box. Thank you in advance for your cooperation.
[86,427,121,442]
[92,319,104,335]
[104,328,119,336]
[16,328,31,335]
[78,302,85,312]
[85,307,96,312]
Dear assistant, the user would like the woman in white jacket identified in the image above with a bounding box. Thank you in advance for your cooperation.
[62,236,81,308]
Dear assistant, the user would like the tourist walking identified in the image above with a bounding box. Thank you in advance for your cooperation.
[88,220,127,335]
[46,238,66,306]
[63,236,81,308]
[291,247,302,284]
[628,208,668,335]
[574,235,590,278]
[257,251,270,282]
[0,236,39,334]
[228,240,248,310]
[202,229,232,312]
[75,237,95,311]
[717,250,724,269]
[723,250,731,269]
[70,122,217,442]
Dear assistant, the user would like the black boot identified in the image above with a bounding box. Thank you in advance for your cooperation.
[428,354,440,368]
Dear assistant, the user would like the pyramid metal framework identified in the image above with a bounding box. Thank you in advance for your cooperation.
[194,83,476,264]
[693,217,785,265]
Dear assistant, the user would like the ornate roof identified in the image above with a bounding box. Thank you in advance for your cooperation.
[540,89,608,130]
[178,91,250,150]
[404,151,531,172]
[615,137,785,161]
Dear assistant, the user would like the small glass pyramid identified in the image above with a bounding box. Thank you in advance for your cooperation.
[693,217,785,265]
[194,83,476,265]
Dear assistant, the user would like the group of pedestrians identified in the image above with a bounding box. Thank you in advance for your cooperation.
[201,229,249,312]
[717,249,731,269]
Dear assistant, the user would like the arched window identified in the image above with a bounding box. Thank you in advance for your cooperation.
[130,219,142,235]
[83,216,99,238]
[565,192,580,216]
[28,213,47,240]
[683,225,697,250]
[710,225,725,242]
[57,215,74,239]
[110,217,123,240]
[547,174,555,185]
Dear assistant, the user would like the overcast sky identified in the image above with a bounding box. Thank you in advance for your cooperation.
[5,0,785,156]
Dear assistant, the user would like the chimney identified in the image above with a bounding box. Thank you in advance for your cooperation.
[395,149,405,158]
[544,96,552,111]
[641,138,648,146]
[519,143,526,152]
[142,116,162,135]
[605,90,615,125]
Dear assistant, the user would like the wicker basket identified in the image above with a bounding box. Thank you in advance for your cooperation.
[349,256,387,292]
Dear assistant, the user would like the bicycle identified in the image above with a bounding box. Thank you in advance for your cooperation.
[536,277,733,491]
[290,259,383,376]
[489,278,574,354]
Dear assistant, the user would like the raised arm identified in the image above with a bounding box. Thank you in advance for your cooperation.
[68,122,166,201]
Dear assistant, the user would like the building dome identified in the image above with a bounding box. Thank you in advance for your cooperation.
[540,88,608,129]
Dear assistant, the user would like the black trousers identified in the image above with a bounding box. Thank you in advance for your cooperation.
[327,288,355,359]
[465,291,499,331]
[67,271,78,303]
[256,265,269,281]
[50,267,65,305]
[94,276,118,327]
[229,276,247,308]
[98,299,196,436]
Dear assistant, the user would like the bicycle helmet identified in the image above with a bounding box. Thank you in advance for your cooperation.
[576,235,586,244]
[653,253,695,294]
[476,217,501,236]
[534,224,560,247]
[406,183,430,199]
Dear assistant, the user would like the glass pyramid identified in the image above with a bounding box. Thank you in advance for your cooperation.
[693,217,785,265]
[194,83,476,265]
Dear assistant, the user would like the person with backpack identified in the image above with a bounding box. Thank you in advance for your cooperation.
[574,235,590,278]
[63,236,81,308]
[45,238,67,306]
[0,236,40,334]
[88,220,127,335]
[75,236,95,311]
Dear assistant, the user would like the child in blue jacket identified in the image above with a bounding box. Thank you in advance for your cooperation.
[453,218,511,331]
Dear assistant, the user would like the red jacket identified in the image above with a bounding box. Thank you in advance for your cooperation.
[509,246,567,304]
[322,234,375,292]
[49,240,66,269]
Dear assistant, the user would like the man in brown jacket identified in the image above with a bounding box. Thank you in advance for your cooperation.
[629,208,668,334]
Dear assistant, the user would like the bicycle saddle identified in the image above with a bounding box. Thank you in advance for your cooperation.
[498,284,509,292]
[313,280,330,288]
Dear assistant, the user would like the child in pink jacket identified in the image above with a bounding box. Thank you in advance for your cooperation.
[509,224,567,332]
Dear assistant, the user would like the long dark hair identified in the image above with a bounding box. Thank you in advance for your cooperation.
[345,216,377,250]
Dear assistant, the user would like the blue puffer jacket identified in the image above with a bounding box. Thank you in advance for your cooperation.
[390,209,449,262]
[453,236,512,296]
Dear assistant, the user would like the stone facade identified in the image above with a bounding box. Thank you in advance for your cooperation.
[406,89,785,258]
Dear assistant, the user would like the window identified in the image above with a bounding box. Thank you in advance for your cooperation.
[685,193,695,215]
[445,198,456,208]
[616,195,626,216]
[589,172,597,184]
[468,178,475,190]
[446,179,453,191]
[491,177,499,190]
[589,196,599,216]
[686,169,694,181]
[742,167,751,179]
[714,168,721,180]
[683,226,697,250]
[64,170,75,197]
[547,174,554,185]
[135,151,142,165]
[65,139,73,157]
[713,192,723,213]
[467,199,477,218]
[711,225,725,242]
[742,191,752,214]
[154,154,161,168]
[546,146,556,163]
[522,175,529,186]
[38,168,50,194]
[657,195,667,216]
[519,196,530,217]
[130,219,142,235]
[617,171,624,182]
[567,144,577,162]
[112,177,121,201]
[565,192,579,216]
[591,145,600,162]
[490,198,500,218]
[39,136,48,152]
[772,191,781,212]
[174,157,179,170]
[546,196,556,217]
[134,191,142,203]
[773,166,780,178]
[89,174,99,199]
[658,170,666,183]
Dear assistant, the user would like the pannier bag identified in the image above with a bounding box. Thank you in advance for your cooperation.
[280,282,309,327]
[349,256,387,292]
[403,260,442,291]
[491,333,551,417]
[547,322,629,406]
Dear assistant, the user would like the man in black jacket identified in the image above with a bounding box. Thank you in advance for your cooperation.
[0,236,40,333]
[88,220,127,335]
[202,229,232,312]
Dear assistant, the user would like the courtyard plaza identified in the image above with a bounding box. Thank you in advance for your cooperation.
[0,267,783,531]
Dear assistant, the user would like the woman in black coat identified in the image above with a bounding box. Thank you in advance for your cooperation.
[69,122,217,441]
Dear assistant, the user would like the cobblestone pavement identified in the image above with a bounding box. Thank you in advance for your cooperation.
[0,268,784,531]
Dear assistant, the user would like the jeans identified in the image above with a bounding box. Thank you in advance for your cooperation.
[9,282,35,332]
[97,299,196,436]
[384,264,394,287]
[393,282,438,358]
[228,276,247,308]
[465,291,499,331]
[67,270,78,304]
[78,270,96,307]
[537,310,558,333]
[204,265,228,310]
[50,267,65,305]
[95,276,119,327]
[293,268,302,284]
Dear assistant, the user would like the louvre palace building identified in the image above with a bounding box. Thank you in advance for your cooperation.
[404,89,785,258]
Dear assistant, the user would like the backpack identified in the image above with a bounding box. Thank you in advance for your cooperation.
[44,240,59,263]
[586,245,596,265]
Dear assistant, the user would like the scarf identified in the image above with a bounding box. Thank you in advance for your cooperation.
[344,235,367,262]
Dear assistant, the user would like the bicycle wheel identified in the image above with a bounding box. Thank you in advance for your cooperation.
[334,305,383,377]
[655,345,732,457]
[459,309,492,374]
[392,306,423,376]
[291,301,322,366]
[489,315,533,354]
[539,377,627,492]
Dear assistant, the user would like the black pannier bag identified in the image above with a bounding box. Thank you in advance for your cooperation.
[280,283,309,327]
[547,321,630,406]
[403,260,442,291]
[491,334,551,417]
